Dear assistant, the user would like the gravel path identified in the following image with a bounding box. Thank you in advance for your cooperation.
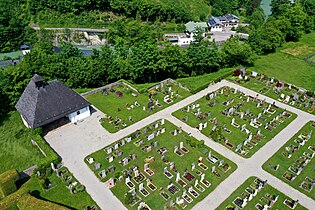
[45,80,315,209]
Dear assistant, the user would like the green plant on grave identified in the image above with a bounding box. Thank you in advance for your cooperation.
[114,171,121,179]
[124,192,134,204]
[198,140,205,148]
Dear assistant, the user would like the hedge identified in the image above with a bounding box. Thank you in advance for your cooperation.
[0,185,28,210]
[32,135,60,176]
[0,170,20,198]
[17,193,68,210]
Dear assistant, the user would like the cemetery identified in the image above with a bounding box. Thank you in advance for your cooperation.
[217,176,307,210]
[173,86,296,157]
[86,81,191,133]
[263,121,315,200]
[229,69,315,115]
[85,119,237,209]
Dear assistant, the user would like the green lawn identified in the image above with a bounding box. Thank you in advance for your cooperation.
[0,111,44,173]
[262,121,315,200]
[85,119,237,210]
[172,86,296,158]
[23,170,97,209]
[86,82,191,133]
[251,32,315,91]
[176,68,234,92]
[217,176,307,210]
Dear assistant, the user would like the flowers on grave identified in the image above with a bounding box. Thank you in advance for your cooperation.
[234,69,241,76]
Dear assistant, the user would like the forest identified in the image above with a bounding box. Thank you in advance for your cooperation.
[0,0,314,118]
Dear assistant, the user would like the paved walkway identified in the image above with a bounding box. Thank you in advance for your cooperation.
[45,80,315,210]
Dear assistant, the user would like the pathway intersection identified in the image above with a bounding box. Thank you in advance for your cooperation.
[45,80,315,209]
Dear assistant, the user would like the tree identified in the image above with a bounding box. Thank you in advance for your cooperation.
[271,0,291,16]
[221,37,257,66]
[283,4,308,41]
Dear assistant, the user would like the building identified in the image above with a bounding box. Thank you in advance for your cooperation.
[185,21,208,33]
[15,74,91,128]
[218,14,239,28]
[208,16,224,32]
[208,14,239,32]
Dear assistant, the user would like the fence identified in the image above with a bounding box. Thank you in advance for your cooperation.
[147,78,190,92]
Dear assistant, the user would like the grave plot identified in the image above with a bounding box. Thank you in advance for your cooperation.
[86,81,191,133]
[263,121,315,200]
[217,176,307,210]
[173,86,296,157]
[85,119,236,210]
[229,69,315,115]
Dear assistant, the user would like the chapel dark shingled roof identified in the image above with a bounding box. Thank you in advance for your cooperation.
[15,74,90,128]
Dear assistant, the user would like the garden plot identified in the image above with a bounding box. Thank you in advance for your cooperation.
[85,119,236,210]
[173,86,296,157]
[263,121,315,200]
[217,176,307,210]
[86,81,190,133]
[229,69,315,115]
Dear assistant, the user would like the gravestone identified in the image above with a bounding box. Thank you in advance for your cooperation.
[143,106,146,111]
[199,123,203,131]
[147,133,155,140]
[155,123,159,128]
[94,163,101,170]
[123,158,129,166]
[185,115,189,122]
[180,142,184,149]
[106,147,113,154]
[174,146,178,153]
[174,129,177,136]
[191,162,196,171]
[176,172,180,182]
[99,170,106,178]
[161,128,166,133]
[208,151,212,159]
[204,122,208,128]
[121,139,125,146]
[219,159,224,166]
[154,141,158,148]
[139,183,144,191]
[109,165,115,173]
[201,173,205,182]
[114,143,119,150]
[109,155,114,163]
[161,118,165,125]
[195,179,199,187]
[211,166,216,173]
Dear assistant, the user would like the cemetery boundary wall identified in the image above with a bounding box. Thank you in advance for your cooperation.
[81,80,139,97]
[81,78,189,97]
[147,78,190,92]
